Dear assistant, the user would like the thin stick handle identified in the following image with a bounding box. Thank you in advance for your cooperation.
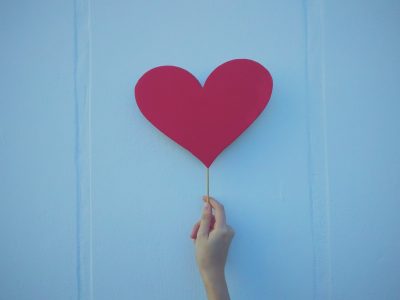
[206,167,210,204]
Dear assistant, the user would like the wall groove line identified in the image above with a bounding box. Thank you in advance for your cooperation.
[74,0,93,298]
[303,0,332,299]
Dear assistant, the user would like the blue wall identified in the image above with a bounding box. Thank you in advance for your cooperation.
[0,0,399,299]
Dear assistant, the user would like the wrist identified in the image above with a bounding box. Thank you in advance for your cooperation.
[201,271,230,300]
[201,269,225,285]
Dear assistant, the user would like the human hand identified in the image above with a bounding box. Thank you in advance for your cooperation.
[190,196,234,300]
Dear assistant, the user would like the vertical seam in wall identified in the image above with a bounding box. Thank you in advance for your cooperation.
[303,0,332,299]
[74,0,93,299]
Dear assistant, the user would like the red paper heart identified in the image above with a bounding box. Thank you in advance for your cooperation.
[135,59,273,167]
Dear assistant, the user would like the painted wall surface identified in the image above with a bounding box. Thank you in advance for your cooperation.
[0,1,399,300]
[0,1,77,299]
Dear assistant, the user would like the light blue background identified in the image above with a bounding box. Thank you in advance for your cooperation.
[1,0,399,299]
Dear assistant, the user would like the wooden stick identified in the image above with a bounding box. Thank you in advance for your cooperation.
[206,167,210,204]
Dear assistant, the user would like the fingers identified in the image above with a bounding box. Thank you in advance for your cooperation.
[190,221,200,239]
[197,202,212,238]
[191,196,224,241]
[210,215,216,230]
[190,216,215,240]
[203,196,226,228]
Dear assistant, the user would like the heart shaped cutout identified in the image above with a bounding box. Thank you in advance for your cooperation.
[135,59,273,167]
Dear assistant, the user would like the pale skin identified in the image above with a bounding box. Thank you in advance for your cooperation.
[190,196,235,300]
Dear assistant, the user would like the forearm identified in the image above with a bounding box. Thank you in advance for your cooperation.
[202,272,230,300]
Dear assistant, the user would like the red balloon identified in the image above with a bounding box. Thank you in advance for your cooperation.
[135,59,273,167]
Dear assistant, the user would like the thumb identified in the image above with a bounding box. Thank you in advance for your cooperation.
[197,202,212,238]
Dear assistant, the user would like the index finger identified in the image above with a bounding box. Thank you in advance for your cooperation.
[203,196,226,228]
